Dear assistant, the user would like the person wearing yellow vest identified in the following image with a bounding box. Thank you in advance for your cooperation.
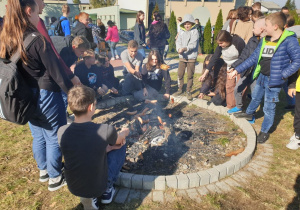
[228,12,300,144]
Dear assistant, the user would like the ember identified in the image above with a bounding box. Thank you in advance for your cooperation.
[93,100,246,175]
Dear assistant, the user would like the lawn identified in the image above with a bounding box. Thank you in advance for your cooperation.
[0,73,299,209]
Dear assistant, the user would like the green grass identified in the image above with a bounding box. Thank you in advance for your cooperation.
[216,137,230,147]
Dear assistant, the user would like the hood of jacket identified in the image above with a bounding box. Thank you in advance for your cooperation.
[180,14,196,31]
[72,21,86,35]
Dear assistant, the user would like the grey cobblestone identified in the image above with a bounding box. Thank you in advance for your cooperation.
[132,174,143,190]
[206,183,222,194]
[246,166,264,176]
[215,181,231,192]
[198,171,210,186]
[176,189,187,197]
[247,162,269,174]
[231,173,247,184]
[153,191,164,203]
[214,164,227,179]
[114,188,130,203]
[140,191,152,205]
[166,175,178,189]
[223,177,241,187]
[164,192,176,203]
[197,186,209,196]
[186,189,201,203]
[127,189,141,202]
[155,176,166,190]
[143,175,155,190]
[177,174,189,189]
[187,173,200,188]
[120,173,133,188]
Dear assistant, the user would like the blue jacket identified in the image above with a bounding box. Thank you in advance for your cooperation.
[235,30,300,87]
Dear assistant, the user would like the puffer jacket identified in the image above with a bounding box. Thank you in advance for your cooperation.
[176,14,199,60]
[231,35,260,77]
[105,25,119,42]
[235,30,300,87]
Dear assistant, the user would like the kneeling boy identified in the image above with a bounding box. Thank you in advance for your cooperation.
[58,86,129,208]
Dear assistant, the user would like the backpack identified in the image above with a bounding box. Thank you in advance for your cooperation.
[0,32,40,125]
[54,17,67,36]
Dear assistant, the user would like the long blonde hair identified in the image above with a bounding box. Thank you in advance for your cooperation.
[0,0,37,62]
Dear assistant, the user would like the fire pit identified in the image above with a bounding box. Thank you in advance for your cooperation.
[95,95,256,190]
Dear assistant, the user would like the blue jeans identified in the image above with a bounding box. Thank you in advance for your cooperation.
[138,48,146,59]
[246,74,281,133]
[106,40,119,58]
[107,144,126,188]
[282,80,295,106]
[93,36,99,54]
[61,91,68,112]
[29,89,66,178]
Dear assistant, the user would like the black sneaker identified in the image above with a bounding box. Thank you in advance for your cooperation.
[101,187,116,204]
[186,92,193,101]
[48,174,67,192]
[173,89,183,96]
[284,105,295,110]
[233,112,253,121]
[257,132,270,144]
[39,172,49,183]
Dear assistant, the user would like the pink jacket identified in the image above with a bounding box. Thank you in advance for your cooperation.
[105,25,119,42]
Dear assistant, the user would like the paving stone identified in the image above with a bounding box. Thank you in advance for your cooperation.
[164,192,176,203]
[176,189,187,197]
[252,159,270,168]
[247,161,269,173]
[143,175,155,190]
[255,155,272,162]
[206,183,222,194]
[155,176,166,190]
[186,188,201,203]
[230,157,241,173]
[223,161,235,176]
[187,173,200,188]
[231,173,247,184]
[120,173,133,188]
[177,174,189,189]
[214,164,227,180]
[114,188,130,203]
[153,191,164,203]
[127,189,141,203]
[236,170,251,178]
[197,171,210,186]
[140,190,152,205]
[192,99,208,109]
[115,173,122,186]
[246,166,264,176]
[197,186,209,196]
[131,174,143,190]
[215,181,231,192]
[223,177,241,187]
[206,168,220,183]
[166,175,178,189]
[261,143,273,149]
[238,153,251,168]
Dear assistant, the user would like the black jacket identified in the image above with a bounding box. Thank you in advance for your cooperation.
[149,23,170,49]
[134,23,146,47]
[72,22,97,49]
[18,31,73,93]
[231,36,261,77]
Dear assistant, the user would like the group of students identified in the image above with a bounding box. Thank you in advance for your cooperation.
[197,5,300,145]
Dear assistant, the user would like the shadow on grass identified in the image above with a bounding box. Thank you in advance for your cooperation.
[287,174,300,210]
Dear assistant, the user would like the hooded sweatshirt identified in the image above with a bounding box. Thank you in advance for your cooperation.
[176,14,199,61]
[105,25,119,42]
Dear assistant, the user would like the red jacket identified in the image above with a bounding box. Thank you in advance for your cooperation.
[105,26,119,42]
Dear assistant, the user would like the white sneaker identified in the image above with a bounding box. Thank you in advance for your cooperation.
[286,133,300,150]
[111,57,115,61]
[39,169,49,182]
[115,55,120,59]
[48,174,67,191]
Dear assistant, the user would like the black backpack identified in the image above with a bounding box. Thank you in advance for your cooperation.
[54,17,67,36]
[0,32,40,125]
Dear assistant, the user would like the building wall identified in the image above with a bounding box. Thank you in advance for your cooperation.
[120,13,137,30]
[84,6,120,29]
[165,0,253,27]
[0,0,8,17]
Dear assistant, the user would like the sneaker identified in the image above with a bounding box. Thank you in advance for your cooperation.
[248,115,255,124]
[173,89,183,96]
[227,106,242,114]
[92,197,99,209]
[111,57,115,61]
[285,105,295,111]
[48,174,67,192]
[286,133,300,150]
[101,186,116,204]
[186,92,193,101]
[115,55,120,59]
[233,112,254,121]
[257,132,270,144]
[39,170,49,183]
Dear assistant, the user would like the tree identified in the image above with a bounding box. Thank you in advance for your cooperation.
[203,18,213,54]
[213,9,223,50]
[285,0,296,10]
[90,0,104,8]
[152,2,159,21]
[148,2,154,26]
[168,11,177,52]
[73,0,81,4]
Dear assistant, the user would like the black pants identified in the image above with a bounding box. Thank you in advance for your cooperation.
[294,92,300,134]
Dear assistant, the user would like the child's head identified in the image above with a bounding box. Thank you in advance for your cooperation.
[182,14,195,31]
[226,9,236,20]
[72,36,91,57]
[153,11,159,20]
[253,17,265,36]
[215,63,227,99]
[285,14,295,28]
[83,49,96,66]
[252,10,264,22]
[216,30,232,48]
[146,50,162,70]
[265,12,287,36]
[195,18,199,24]
[203,54,213,71]
[136,10,145,23]
[107,20,115,27]
[78,12,89,26]
[95,54,109,67]
[177,17,182,22]
[62,4,70,15]
[252,2,261,12]
[127,40,138,58]
[68,86,96,117]
[237,6,253,22]
[281,6,289,15]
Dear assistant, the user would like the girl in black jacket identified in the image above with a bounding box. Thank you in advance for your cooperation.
[0,0,73,191]
[134,10,146,59]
